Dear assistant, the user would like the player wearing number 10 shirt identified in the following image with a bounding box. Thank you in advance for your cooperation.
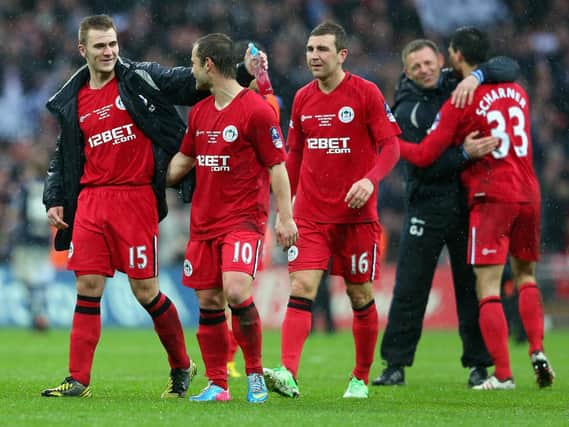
[263,21,400,400]
[400,27,554,391]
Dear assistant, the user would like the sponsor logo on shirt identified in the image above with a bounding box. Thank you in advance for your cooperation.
[482,248,497,256]
[300,115,313,122]
[338,106,354,123]
[223,125,238,143]
[184,259,193,276]
[384,102,396,122]
[88,124,136,148]
[307,137,351,154]
[115,95,126,110]
[196,154,231,172]
[79,113,91,123]
[270,126,283,149]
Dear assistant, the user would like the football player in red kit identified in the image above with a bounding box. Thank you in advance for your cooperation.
[167,33,297,403]
[264,21,401,399]
[399,27,554,390]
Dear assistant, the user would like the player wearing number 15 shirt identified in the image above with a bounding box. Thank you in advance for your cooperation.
[399,27,553,391]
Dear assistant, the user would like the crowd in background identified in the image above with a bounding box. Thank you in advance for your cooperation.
[1,0,568,277]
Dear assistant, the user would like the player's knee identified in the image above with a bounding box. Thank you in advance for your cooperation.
[346,283,373,308]
[290,277,318,300]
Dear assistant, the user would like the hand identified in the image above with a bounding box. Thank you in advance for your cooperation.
[345,178,374,209]
[463,131,499,159]
[275,213,298,250]
[451,75,480,108]
[47,206,69,230]
[244,47,269,76]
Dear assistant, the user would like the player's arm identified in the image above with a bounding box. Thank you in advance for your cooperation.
[345,136,399,209]
[166,152,196,186]
[452,56,520,107]
[269,163,298,249]
[284,94,305,197]
[137,50,257,107]
[43,134,69,230]
[399,100,462,168]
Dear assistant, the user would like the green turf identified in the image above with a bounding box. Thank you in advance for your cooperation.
[1,328,567,426]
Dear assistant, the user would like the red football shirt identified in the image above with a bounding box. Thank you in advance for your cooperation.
[286,72,401,223]
[180,89,286,240]
[399,82,540,204]
[78,78,154,186]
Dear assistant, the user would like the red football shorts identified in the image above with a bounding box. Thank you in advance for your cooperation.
[68,185,159,279]
[182,230,263,290]
[468,200,540,265]
[288,218,381,284]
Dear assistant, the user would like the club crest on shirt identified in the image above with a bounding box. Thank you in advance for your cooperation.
[338,106,355,123]
[384,102,396,122]
[115,95,126,110]
[287,245,299,262]
[183,259,193,277]
[223,125,238,143]
[270,126,283,148]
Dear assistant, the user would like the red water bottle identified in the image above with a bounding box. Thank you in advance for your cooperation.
[248,42,273,95]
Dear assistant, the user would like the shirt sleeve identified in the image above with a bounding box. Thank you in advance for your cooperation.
[364,135,400,183]
[179,109,196,158]
[244,96,286,167]
[399,100,462,168]
[285,92,304,196]
[366,82,401,143]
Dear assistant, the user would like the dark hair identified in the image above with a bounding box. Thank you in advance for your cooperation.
[194,33,236,79]
[401,39,440,65]
[309,21,348,52]
[78,14,116,45]
[449,26,490,65]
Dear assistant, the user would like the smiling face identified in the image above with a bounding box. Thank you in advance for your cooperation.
[305,34,347,81]
[404,46,443,89]
[79,27,118,79]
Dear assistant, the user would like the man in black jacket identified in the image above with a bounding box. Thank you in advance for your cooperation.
[372,39,519,388]
[41,14,255,399]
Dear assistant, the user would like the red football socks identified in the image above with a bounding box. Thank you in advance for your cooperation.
[69,295,101,386]
[143,292,190,369]
[229,297,263,375]
[281,296,313,378]
[352,300,379,384]
[479,296,512,380]
[518,282,545,355]
[197,308,229,390]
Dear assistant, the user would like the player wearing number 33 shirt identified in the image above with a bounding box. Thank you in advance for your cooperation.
[400,27,553,390]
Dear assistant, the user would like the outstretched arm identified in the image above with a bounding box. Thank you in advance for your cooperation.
[167,152,196,186]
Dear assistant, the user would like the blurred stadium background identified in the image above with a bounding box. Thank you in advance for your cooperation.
[1,0,568,330]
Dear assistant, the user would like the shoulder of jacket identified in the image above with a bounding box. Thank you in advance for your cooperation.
[46,64,89,110]
[117,57,160,91]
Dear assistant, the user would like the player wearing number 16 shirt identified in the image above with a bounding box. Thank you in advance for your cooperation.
[399,27,554,391]
[263,21,400,400]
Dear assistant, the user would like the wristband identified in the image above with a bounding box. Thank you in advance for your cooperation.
[470,69,484,83]
[460,146,470,160]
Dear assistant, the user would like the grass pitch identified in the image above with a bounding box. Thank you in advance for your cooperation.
[1,328,567,426]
